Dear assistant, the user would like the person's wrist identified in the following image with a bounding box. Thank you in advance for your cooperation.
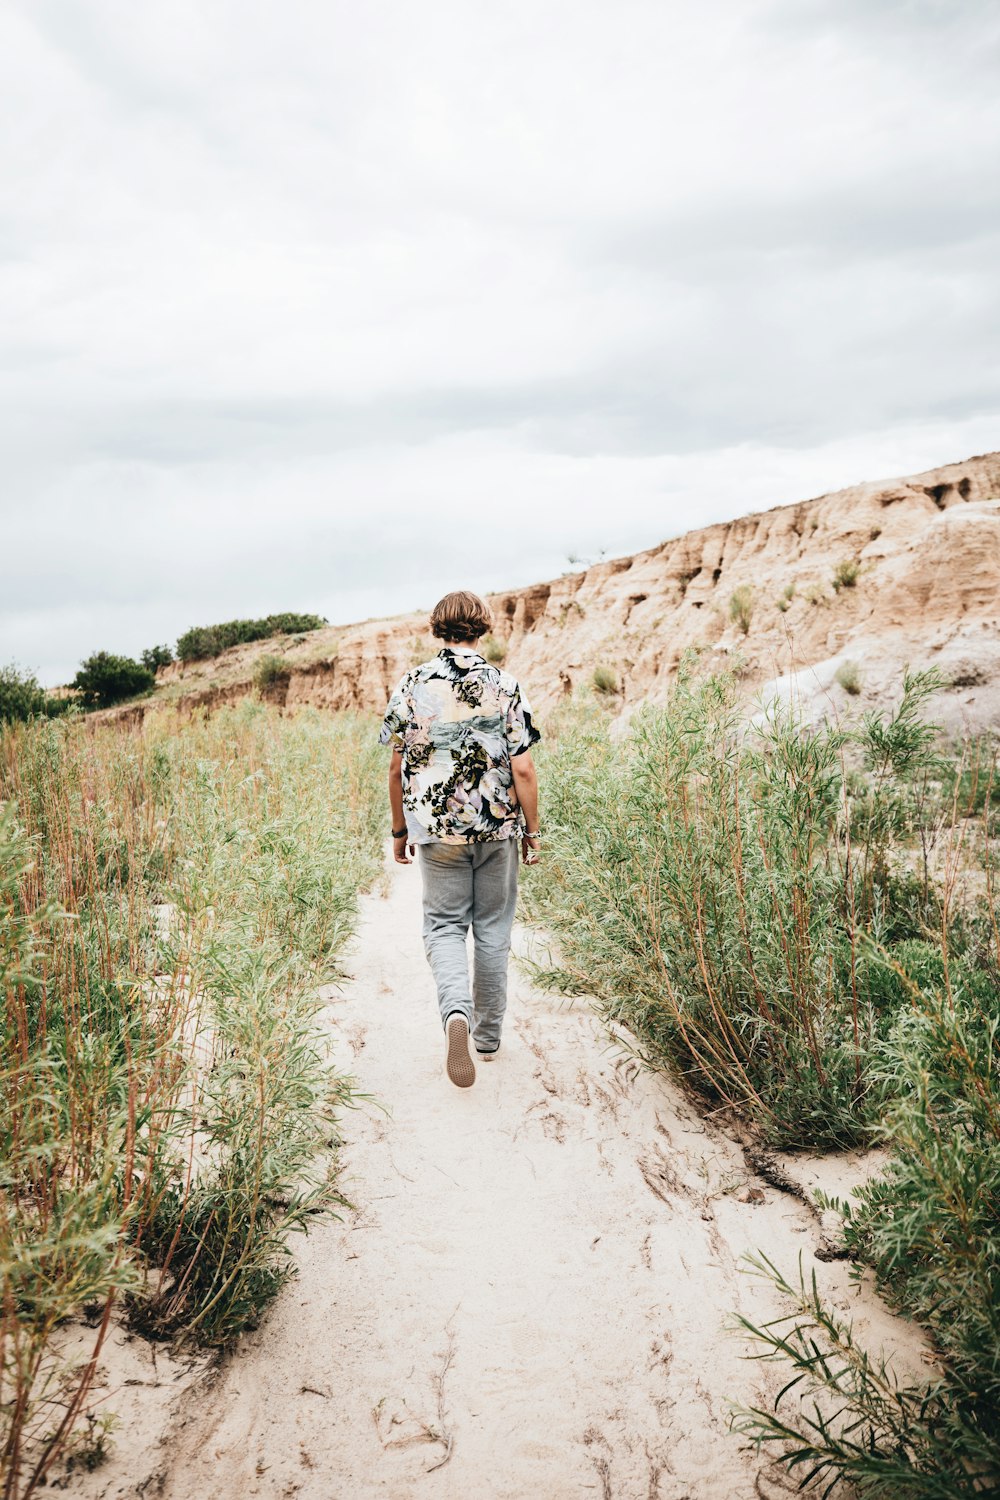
[524,831,541,840]
[392,826,408,840]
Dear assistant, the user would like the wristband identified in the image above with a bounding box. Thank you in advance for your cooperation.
[392,826,408,839]
[524,831,542,839]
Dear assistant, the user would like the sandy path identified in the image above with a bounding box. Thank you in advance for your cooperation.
[84,850,926,1500]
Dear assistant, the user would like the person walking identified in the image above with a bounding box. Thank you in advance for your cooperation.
[379,590,541,1088]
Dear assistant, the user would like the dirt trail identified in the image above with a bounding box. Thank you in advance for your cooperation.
[85,850,927,1500]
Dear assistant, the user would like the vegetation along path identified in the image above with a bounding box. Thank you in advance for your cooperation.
[84,849,925,1500]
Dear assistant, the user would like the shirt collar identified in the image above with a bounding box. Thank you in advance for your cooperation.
[438,644,486,665]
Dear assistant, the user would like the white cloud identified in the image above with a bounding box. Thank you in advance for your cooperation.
[1,0,998,684]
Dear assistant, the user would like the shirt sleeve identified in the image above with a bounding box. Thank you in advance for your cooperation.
[505,682,541,757]
[379,676,410,747]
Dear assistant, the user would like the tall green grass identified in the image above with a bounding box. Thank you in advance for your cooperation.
[528,668,998,1493]
[526,669,958,1147]
[732,955,1000,1497]
[1,702,383,1496]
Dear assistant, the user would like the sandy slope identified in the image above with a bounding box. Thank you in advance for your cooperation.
[107,451,1000,742]
[81,849,928,1500]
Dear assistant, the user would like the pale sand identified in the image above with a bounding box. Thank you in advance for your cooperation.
[77,848,929,1500]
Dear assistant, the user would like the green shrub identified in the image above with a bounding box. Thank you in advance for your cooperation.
[526,670,945,1148]
[728,585,753,635]
[0,663,70,724]
[844,983,1000,1399]
[732,1246,998,1498]
[525,660,994,1490]
[0,705,384,1483]
[175,613,327,663]
[481,634,507,665]
[140,644,174,672]
[527,680,865,1145]
[735,975,1000,1496]
[934,740,998,821]
[833,558,861,591]
[592,663,618,696]
[835,660,863,695]
[71,652,155,709]
[730,698,998,1496]
[253,654,291,689]
[845,668,946,925]
[856,939,944,1015]
[776,583,796,613]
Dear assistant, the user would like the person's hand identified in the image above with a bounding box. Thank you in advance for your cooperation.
[522,835,541,866]
[393,834,415,865]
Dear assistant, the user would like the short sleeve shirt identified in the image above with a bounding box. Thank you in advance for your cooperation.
[379,646,541,844]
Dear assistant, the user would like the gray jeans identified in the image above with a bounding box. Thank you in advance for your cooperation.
[417,837,519,1053]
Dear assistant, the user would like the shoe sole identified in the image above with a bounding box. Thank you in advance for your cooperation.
[446,1016,476,1088]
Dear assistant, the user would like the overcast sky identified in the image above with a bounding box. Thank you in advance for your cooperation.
[2,0,999,686]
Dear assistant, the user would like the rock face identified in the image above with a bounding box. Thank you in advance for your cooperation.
[111,451,1000,736]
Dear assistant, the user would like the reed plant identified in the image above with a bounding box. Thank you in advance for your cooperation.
[733,935,1000,1495]
[525,669,946,1148]
[531,670,998,1489]
[0,702,383,1495]
[731,1247,997,1498]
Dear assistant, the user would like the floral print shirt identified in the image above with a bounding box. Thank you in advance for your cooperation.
[379,646,541,844]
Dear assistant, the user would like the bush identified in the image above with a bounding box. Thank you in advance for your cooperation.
[481,634,507,665]
[729,683,998,1495]
[592,663,618,696]
[733,1246,999,1498]
[776,583,796,613]
[254,654,291,689]
[0,663,69,724]
[835,660,863,695]
[935,740,998,821]
[176,613,327,663]
[735,974,1000,1496]
[0,704,384,1485]
[140,644,174,672]
[526,670,945,1148]
[71,652,155,710]
[833,558,861,591]
[728,585,753,635]
[525,663,994,1490]
[844,982,1000,1401]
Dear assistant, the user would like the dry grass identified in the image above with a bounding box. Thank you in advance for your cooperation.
[0,702,384,1495]
[728,586,753,635]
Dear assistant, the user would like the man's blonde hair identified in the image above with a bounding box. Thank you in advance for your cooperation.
[430,590,493,644]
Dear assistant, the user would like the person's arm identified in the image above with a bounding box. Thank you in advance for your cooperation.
[388,749,414,865]
[511,750,541,864]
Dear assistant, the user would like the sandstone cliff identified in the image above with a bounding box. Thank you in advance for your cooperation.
[113,450,1000,736]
